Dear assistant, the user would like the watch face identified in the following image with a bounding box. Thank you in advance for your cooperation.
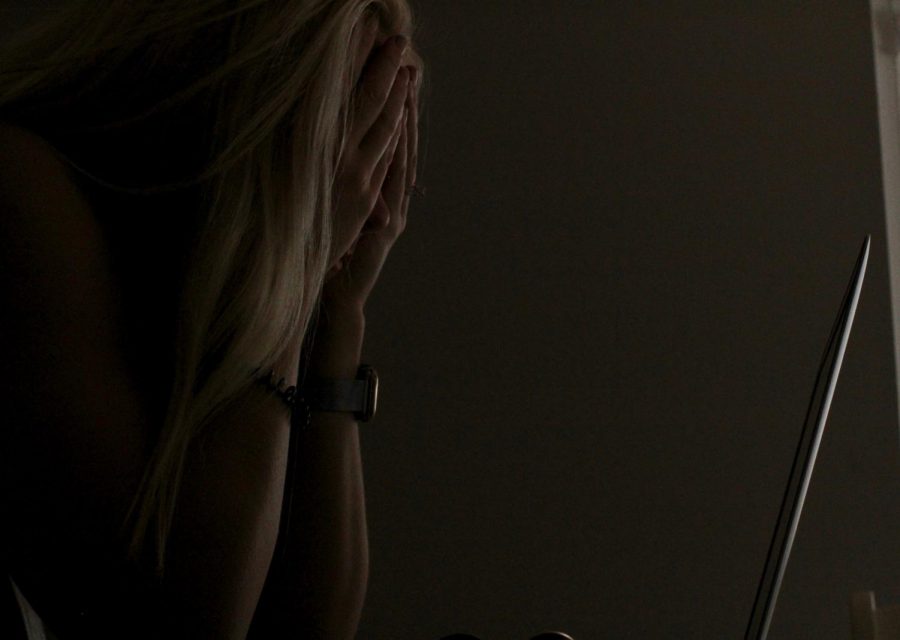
[359,365,378,422]
[369,369,378,417]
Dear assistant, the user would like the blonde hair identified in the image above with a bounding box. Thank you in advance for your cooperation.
[0,0,421,578]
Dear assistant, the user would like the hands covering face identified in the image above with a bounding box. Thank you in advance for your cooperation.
[323,18,420,315]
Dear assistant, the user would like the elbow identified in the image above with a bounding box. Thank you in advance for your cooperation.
[354,545,369,612]
[327,534,369,639]
[339,536,369,636]
[293,539,370,638]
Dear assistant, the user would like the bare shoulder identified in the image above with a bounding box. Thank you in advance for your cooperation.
[0,120,113,307]
[0,119,154,634]
[0,120,65,176]
[0,121,92,218]
[0,116,142,454]
[0,120,67,159]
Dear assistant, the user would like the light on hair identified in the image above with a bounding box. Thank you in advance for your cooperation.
[0,0,420,579]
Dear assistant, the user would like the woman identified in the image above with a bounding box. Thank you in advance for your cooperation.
[0,0,422,637]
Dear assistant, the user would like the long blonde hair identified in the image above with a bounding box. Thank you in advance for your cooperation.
[0,0,420,578]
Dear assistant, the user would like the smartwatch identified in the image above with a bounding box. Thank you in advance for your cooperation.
[304,364,379,422]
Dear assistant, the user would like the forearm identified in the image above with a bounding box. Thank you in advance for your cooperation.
[249,309,369,639]
[158,330,306,639]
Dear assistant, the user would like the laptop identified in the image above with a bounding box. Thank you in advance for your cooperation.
[744,235,871,640]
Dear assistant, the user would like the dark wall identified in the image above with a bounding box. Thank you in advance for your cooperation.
[360,2,900,638]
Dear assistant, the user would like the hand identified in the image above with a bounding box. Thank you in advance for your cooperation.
[322,28,420,315]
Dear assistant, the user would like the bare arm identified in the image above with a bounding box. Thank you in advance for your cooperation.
[158,330,306,639]
[248,29,419,638]
[2,16,418,634]
[248,309,368,639]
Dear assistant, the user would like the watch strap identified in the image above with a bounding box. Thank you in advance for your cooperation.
[304,364,378,422]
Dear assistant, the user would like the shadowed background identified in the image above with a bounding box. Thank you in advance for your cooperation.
[360,2,900,638]
[4,1,900,638]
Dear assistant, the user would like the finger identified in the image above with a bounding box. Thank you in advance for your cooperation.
[362,114,405,236]
[359,66,408,182]
[352,35,408,146]
[406,69,419,191]
[372,111,404,188]
[382,109,409,215]
[395,114,410,233]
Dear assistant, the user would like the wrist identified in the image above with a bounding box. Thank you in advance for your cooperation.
[305,308,366,380]
[319,301,365,329]
[319,298,365,326]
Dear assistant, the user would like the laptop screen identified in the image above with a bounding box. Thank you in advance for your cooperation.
[744,235,870,640]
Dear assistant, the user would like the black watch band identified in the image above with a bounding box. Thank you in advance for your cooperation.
[304,364,379,422]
